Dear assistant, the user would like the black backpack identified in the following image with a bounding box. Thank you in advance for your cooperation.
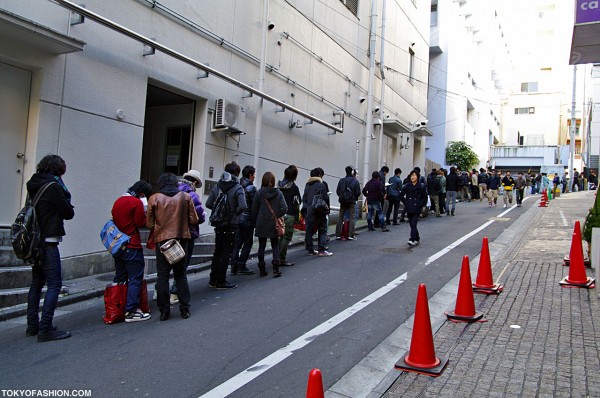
[11,182,56,264]
[427,175,440,195]
[209,189,232,228]
[339,179,354,205]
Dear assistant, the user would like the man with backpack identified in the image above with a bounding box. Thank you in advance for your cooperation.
[385,168,402,225]
[427,169,442,217]
[230,165,257,276]
[335,165,361,240]
[206,161,247,289]
[25,154,74,342]
[303,168,332,256]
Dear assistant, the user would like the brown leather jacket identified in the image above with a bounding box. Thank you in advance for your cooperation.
[147,192,199,242]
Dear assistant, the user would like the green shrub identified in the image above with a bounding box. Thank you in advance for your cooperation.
[583,191,600,243]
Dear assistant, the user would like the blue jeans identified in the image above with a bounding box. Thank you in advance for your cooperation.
[27,244,62,333]
[113,248,145,312]
[445,191,457,212]
[367,202,385,229]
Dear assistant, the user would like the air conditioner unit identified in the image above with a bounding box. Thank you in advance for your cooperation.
[214,99,245,132]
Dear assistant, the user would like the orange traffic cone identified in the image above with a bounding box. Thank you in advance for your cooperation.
[539,189,548,207]
[446,256,485,323]
[559,229,595,288]
[395,284,448,376]
[306,368,324,398]
[473,237,504,294]
[563,221,591,267]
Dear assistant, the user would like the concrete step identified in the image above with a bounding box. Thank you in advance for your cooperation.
[0,266,31,290]
[0,246,27,267]
[0,287,36,309]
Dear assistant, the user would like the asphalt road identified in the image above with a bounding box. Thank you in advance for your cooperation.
[0,196,531,397]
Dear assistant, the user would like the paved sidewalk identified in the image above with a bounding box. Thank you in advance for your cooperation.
[380,190,599,397]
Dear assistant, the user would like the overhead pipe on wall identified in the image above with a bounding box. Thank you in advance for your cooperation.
[52,0,343,134]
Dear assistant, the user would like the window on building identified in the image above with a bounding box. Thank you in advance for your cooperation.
[340,0,358,16]
[520,82,538,92]
[409,47,415,83]
[431,1,438,26]
[514,107,535,115]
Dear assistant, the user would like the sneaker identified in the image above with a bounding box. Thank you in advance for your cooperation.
[368,228,375,231]
[216,282,238,290]
[238,266,255,275]
[170,293,179,305]
[407,240,416,247]
[381,227,390,232]
[125,309,151,323]
[208,281,217,288]
[318,250,333,257]
[308,250,318,256]
[335,236,342,240]
[348,236,357,240]
[503,204,507,208]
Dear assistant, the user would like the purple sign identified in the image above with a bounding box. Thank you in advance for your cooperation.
[577,0,600,24]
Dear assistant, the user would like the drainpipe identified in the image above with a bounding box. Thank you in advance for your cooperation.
[569,65,577,183]
[253,0,269,171]
[363,0,377,187]
[377,0,386,167]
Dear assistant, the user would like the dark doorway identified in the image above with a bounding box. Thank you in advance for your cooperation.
[141,84,195,186]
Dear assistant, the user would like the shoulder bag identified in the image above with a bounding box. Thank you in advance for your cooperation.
[264,197,285,238]
[160,193,187,265]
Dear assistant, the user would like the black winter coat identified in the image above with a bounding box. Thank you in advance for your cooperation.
[238,177,257,226]
[399,182,428,214]
[302,177,329,217]
[252,187,287,238]
[26,173,75,240]
[278,179,301,218]
[446,172,459,191]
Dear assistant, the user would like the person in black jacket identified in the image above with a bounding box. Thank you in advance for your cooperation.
[278,165,301,266]
[252,172,287,277]
[230,165,257,276]
[399,170,428,247]
[206,161,247,290]
[335,165,362,240]
[445,166,459,216]
[427,169,442,217]
[302,168,332,256]
[385,168,402,225]
[362,171,389,232]
[26,154,75,342]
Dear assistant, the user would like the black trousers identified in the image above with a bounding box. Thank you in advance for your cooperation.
[210,225,237,285]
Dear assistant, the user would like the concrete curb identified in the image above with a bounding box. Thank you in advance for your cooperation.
[326,196,542,398]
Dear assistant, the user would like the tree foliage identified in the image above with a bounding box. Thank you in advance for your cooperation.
[445,141,479,171]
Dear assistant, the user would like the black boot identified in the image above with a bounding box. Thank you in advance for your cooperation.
[258,262,268,277]
[272,260,282,278]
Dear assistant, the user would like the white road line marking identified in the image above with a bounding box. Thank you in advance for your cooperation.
[559,210,569,227]
[198,273,408,398]
[201,196,533,396]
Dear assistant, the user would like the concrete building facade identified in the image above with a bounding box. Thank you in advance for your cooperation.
[0,0,431,273]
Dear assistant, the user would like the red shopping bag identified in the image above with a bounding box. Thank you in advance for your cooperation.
[294,215,306,231]
[139,280,150,314]
[103,283,127,324]
[340,220,349,240]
